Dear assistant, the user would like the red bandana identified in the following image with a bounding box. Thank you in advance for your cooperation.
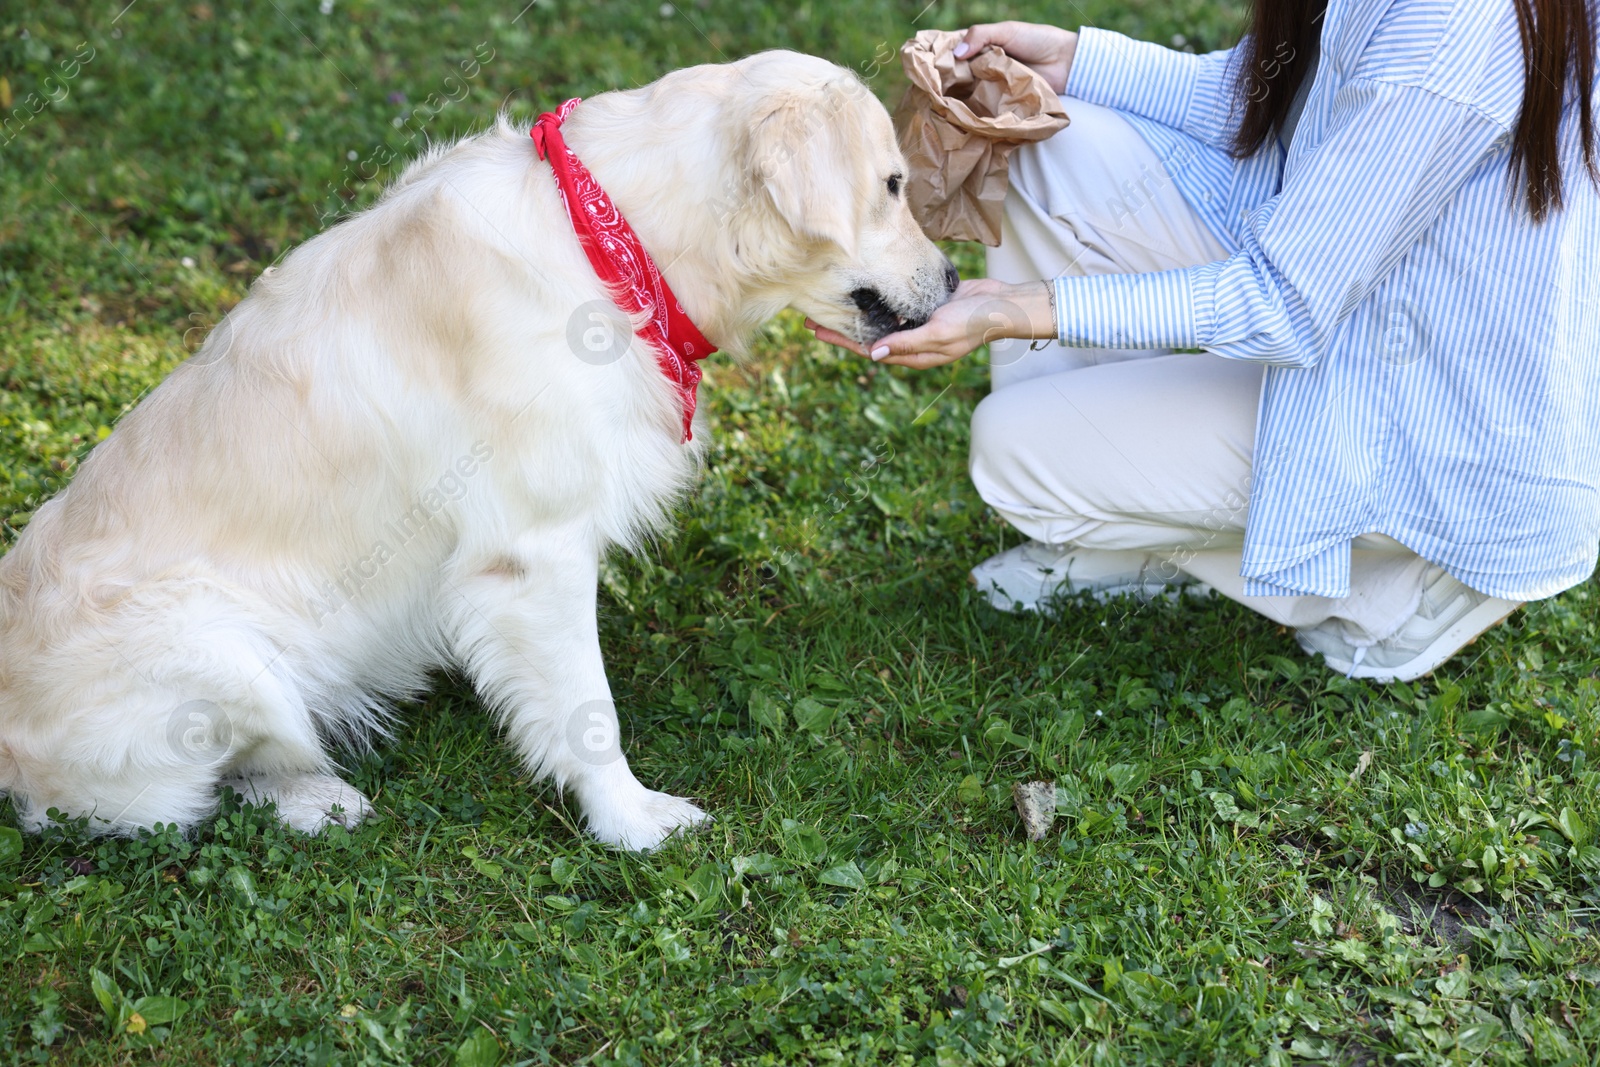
[531,98,717,443]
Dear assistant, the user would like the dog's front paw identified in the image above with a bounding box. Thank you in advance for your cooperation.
[221,773,373,833]
[586,789,711,852]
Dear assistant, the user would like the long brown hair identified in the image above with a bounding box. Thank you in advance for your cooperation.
[1231,0,1598,221]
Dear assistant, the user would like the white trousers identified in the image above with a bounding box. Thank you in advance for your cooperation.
[969,99,1464,642]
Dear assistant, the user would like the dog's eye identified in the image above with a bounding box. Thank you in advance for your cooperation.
[886,173,901,198]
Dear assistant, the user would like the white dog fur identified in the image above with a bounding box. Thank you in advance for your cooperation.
[0,51,955,850]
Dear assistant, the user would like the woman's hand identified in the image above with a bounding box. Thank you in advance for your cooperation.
[956,22,1078,94]
[805,278,1057,371]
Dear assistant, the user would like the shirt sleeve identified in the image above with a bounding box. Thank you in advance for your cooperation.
[1064,26,1242,150]
[1053,77,1510,367]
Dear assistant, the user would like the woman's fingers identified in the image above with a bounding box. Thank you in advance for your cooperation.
[955,23,1007,59]
[805,317,955,368]
[864,320,970,370]
[876,350,963,370]
[868,320,937,360]
[807,291,998,369]
[953,22,1076,92]
[804,319,870,356]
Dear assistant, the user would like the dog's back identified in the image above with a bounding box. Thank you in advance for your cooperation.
[0,126,551,826]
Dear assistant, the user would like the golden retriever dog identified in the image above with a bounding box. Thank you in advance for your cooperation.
[0,51,956,850]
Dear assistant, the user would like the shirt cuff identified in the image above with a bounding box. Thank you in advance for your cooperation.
[1053,269,1199,349]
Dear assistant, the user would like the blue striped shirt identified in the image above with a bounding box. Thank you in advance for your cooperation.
[1053,0,1600,601]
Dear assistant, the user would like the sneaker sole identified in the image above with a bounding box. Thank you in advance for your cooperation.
[970,573,1211,613]
[1319,597,1521,684]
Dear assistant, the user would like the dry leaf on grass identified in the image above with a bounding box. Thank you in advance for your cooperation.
[1013,780,1057,841]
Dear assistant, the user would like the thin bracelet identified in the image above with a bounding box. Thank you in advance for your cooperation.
[1029,279,1058,351]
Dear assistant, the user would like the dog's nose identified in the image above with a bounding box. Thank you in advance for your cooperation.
[942,261,960,295]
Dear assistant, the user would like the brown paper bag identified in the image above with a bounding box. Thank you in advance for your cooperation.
[893,29,1070,246]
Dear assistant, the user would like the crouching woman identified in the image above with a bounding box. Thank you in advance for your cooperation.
[812,0,1600,681]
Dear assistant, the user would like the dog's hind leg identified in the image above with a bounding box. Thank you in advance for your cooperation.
[218,771,372,831]
[9,755,225,837]
[6,583,359,837]
[207,682,373,833]
[142,592,372,833]
[6,687,256,836]
[445,530,710,851]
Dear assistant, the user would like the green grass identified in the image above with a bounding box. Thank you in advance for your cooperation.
[4,1,1600,1064]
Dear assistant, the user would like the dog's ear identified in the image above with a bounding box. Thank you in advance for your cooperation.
[750,82,865,256]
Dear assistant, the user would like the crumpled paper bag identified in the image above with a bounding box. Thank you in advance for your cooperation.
[893,29,1070,245]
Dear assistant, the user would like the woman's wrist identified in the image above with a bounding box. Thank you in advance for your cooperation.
[996,279,1059,340]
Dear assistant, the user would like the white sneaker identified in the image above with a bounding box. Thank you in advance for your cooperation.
[1295,569,1521,683]
[970,541,1204,612]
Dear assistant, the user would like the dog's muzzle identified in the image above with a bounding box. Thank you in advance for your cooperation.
[851,286,924,342]
[850,261,960,344]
